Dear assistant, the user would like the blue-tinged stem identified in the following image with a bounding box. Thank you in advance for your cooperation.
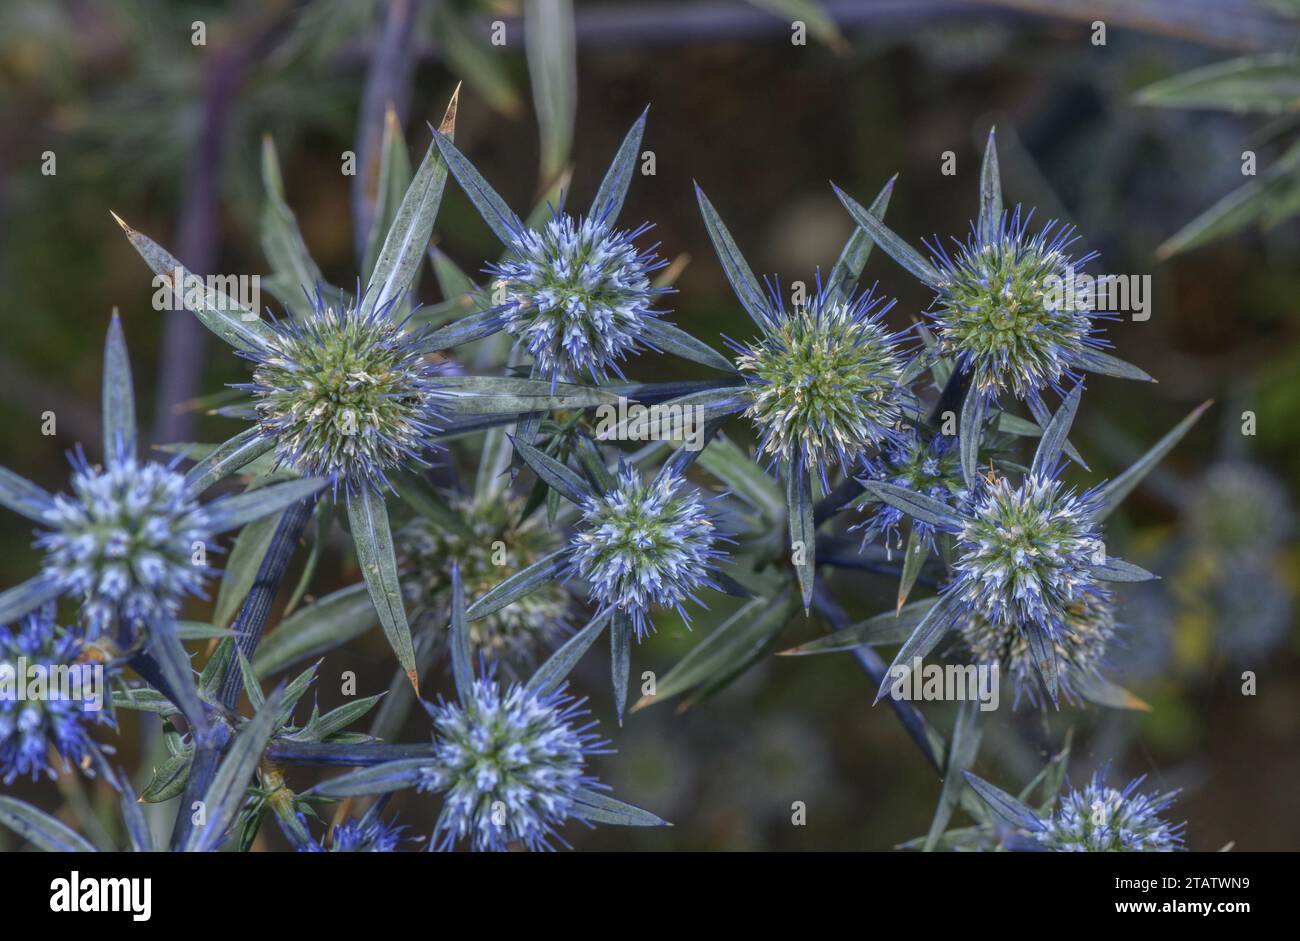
[266,741,439,767]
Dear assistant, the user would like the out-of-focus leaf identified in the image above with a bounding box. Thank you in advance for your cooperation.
[924,700,984,851]
[1137,53,1300,114]
[0,796,97,852]
[261,135,326,311]
[102,312,136,469]
[254,583,377,679]
[1095,400,1212,521]
[360,108,413,286]
[779,597,939,655]
[525,0,577,185]
[746,0,847,52]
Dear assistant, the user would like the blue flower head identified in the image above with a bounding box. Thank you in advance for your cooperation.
[418,672,610,852]
[241,289,446,494]
[0,604,117,783]
[488,211,668,386]
[570,463,730,639]
[855,427,963,552]
[1037,771,1184,852]
[301,813,412,853]
[924,206,1109,409]
[731,278,911,489]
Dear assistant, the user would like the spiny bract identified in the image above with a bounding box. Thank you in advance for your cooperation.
[570,465,727,638]
[949,471,1104,636]
[0,604,116,783]
[397,494,568,669]
[36,450,209,637]
[489,213,667,385]
[734,286,909,482]
[856,427,963,551]
[1037,772,1184,851]
[926,206,1108,406]
[417,677,607,851]
[244,295,445,492]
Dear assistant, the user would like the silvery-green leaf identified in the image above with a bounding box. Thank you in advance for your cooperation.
[0,577,60,625]
[779,597,939,655]
[640,318,736,373]
[348,488,419,692]
[175,622,234,640]
[450,561,472,705]
[897,526,929,612]
[1025,621,1060,707]
[571,788,668,827]
[116,773,154,851]
[360,88,459,321]
[524,607,615,698]
[391,472,475,539]
[959,385,983,487]
[253,582,377,679]
[433,1,522,119]
[525,0,576,185]
[261,135,325,311]
[433,128,521,246]
[310,759,429,798]
[235,649,266,712]
[1076,349,1155,382]
[213,486,285,630]
[184,686,285,852]
[140,750,193,803]
[464,548,571,624]
[978,125,1002,241]
[833,183,941,288]
[694,183,771,328]
[1027,395,1088,470]
[861,481,965,532]
[1095,400,1212,522]
[0,466,52,523]
[439,375,618,415]
[360,109,413,286]
[113,687,179,716]
[102,312,136,469]
[1136,53,1300,114]
[0,796,97,852]
[591,107,647,223]
[962,772,1046,832]
[112,214,271,351]
[787,467,816,613]
[148,618,209,738]
[205,477,326,534]
[924,700,984,851]
[1092,557,1158,581]
[1031,383,1083,477]
[827,175,895,304]
[284,694,384,743]
[422,307,507,351]
[183,428,277,496]
[611,610,632,726]
[875,591,961,703]
[1075,674,1151,711]
[995,411,1044,438]
[697,434,783,522]
[513,438,593,506]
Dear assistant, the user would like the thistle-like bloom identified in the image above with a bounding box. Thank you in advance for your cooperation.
[732,283,910,486]
[924,207,1108,407]
[36,451,211,637]
[418,676,609,851]
[949,472,1106,637]
[1036,773,1184,852]
[302,814,411,853]
[397,494,568,668]
[488,212,667,385]
[958,589,1116,705]
[0,604,116,783]
[570,464,729,638]
[242,292,446,493]
[855,428,962,551]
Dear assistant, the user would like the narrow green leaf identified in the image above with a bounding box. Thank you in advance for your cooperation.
[0,466,52,523]
[1025,621,1060,707]
[439,375,618,415]
[786,468,815,613]
[694,183,771,328]
[525,607,614,698]
[261,135,325,310]
[571,788,668,827]
[640,318,736,373]
[861,481,964,532]
[1077,349,1155,382]
[779,597,939,655]
[611,610,632,726]
[432,128,521,247]
[833,183,941,287]
[347,488,419,692]
[140,750,193,803]
[924,700,984,851]
[875,592,961,703]
[253,582,377,679]
[0,796,97,852]
[592,108,648,223]
[0,577,60,625]
[827,176,895,303]
[102,312,136,469]
[1095,400,1211,522]
[311,759,429,798]
[697,434,784,522]
[896,526,929,612]
[978,125,1002,241]
[962,772,1046,832]
[449,561,472,705]
[360,109,413,286]
[183,428,276,496]
[1093,557,1158,582]
[466,548,571,622]
[513,438,593,506]
[959,385,982,487]
[1137,53,1300,114]
[525,0,577,185]
[1031,383,1083,477]
[205,477,326,535]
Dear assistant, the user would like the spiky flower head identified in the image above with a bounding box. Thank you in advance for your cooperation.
[302,814,411,853]
[418,676,608,851]
[0,604,116,783]
[949,471,1105,637]
[733,284,909,485]
[926,207,1107,406]
[856,428,963,551]
[1036,772,1184,851]
[36,451,209,637]
[959,589,1116,706]
[570,465,728,639]
[243,293,445,492]
[489,213,668,385]
[397,494,568,669]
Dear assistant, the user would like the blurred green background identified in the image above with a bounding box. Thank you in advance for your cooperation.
[1,0,1297,850]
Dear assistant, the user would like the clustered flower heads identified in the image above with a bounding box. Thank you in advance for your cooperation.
[489,212,668,385]
[397,494,568,668]
[0,604,116,783]
[856,427,963,551]
[1036,773,1185,852]
[36,450,210,638]
[571,465,729,638]
[303,814,411,853]
[734,284,910,483]
[244,292,446,492]
[417,676,608,851]
[925,208,1107,405]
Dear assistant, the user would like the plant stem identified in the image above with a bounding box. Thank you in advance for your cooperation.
[266,741,439,767]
